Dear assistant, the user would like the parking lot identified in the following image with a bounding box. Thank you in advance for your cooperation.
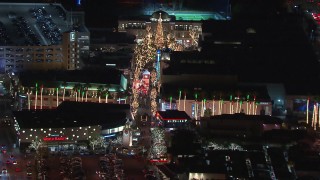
[41,152,146,180]
[0,3,69,46]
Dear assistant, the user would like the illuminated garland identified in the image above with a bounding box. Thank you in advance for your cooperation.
[149,127,167,159]
[131,26,157,117]
[130,14,184,118]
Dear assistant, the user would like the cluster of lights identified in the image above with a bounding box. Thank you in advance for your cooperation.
[189,28,199,47]
[20,83,113,110]
[312,13,320,25]
[89,136,108,151]
[149,127,167,159]
[131,14,184,117]
[305,98,320,130]
[131,25,157,117]
[311,102,320,130]
[175,92,261,119]
[20,126,97,141]
[205,142,244,151]
[110,135,123,145]
[166,120,187,123]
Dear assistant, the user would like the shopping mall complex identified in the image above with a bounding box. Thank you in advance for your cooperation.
[13,102,132,151]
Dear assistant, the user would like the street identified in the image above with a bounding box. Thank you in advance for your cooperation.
[0,127,33,180]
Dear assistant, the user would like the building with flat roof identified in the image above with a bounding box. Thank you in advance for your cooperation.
[118,10,204,48]
[156,110,191,129]
[16,68,128,110]
[200,114,283,137]
[13,101,132,150]
[0,3,90,73]
[159,51,273,119]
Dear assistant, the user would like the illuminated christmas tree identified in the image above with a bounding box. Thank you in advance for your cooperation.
[154,13,165,48]
[149,13,166,116]
[149,127,167,159]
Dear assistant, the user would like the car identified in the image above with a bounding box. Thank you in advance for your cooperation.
[27,171,32,176]
[6,160,11,164]
[2,168,7,174]
[27,161,32,167]
[9,154,14,159]
[15,167,22,172]
[13,160,17,165]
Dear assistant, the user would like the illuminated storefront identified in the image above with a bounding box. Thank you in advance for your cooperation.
[156,110,191,129]
[13,101,132,150]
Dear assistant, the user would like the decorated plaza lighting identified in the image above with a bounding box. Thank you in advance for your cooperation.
[35,83,38,110]
[27,90,31,110]
[205,141,244,151]
[183,92,186,111]
[29,139,42,152]
[178,90,182,110]
[130,13,182,118]
[63,85,66,101]
[212,98,215,116]
[189,27,199,47]
[306,98,310,124]
[89,136,107,151]
[149,127,167,159]
[186,93,263,117]
[40,85,43,109]
[56,87,59,107]
[229,95,233,114]
[312,103,320,130]
[246,95,250,114]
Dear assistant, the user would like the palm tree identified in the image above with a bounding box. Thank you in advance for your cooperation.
[234,90,242,113]
[97,85,104,103]
[105,88,110,103]
[218,91,224,115]
[61,81,67,101]
[73,83,82,102]
[105,84,111,103]
[40,84,44,109]
[55,86,60,107]
[182,88,190,112]
[34,83,41,110]
[84,83,91,102]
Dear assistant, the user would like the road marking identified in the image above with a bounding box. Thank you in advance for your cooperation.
[33,24,48,45]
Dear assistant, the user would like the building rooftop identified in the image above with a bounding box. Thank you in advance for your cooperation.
[161,83,271,102]
[0,2,87,46]
[18,68,123,88]
[164,51,237,76]
[200,19,320,91]
[13,101,131,129]
[210,113,283,124]
[157,110,191,120]
[90,31,135,44]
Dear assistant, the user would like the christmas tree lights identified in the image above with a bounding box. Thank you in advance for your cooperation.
[149,127,167,159]
[130,13,183,118]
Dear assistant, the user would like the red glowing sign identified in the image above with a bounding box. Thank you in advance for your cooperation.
[149,158,168,163]
[43,136,66,141]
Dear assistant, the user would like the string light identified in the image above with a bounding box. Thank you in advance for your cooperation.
[130,13,183,118]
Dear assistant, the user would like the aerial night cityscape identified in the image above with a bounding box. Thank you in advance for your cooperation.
[0,0,320,179]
